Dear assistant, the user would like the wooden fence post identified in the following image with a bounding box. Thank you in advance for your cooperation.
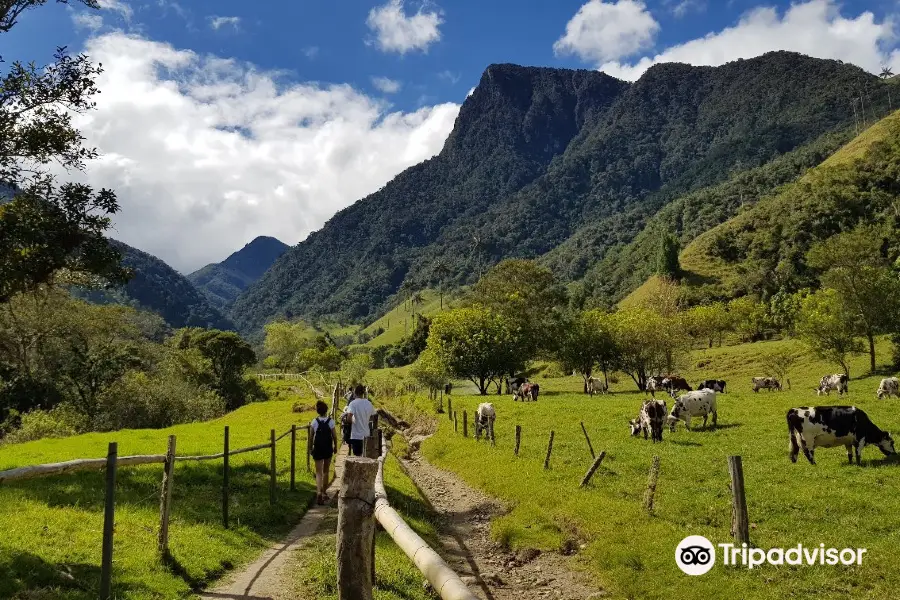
[580,422,596,459]
[337,457,378,600]
[290,425,297,492]
[448,398,452,420]
[439,389,444,413]
[514,425,521,456]
[463,411,468,438]
[580,451,607,487]
[729,456,750,544]
[454,412,458,432]
[307,426,312,472]
[377,429,383,458]
[157,435,177,559]
[643,456,661,514]
[270,429,277,506]
[543,431,555,470]
[100,442,117,600]
[223,426,229,529]
[364,435,378,459]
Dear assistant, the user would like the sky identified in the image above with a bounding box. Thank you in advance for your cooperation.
[4,0,900,273]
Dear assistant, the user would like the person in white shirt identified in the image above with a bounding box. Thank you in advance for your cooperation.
[346,384,375,457]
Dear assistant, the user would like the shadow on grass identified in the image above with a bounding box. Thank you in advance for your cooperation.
[678,422,742,433]
[669,440,703,447]
[0,550,155,600]
[3,461,317,594]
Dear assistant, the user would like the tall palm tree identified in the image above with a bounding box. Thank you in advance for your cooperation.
[880,65,894,80]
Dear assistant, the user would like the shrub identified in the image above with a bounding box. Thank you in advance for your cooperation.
[4,404,86,444]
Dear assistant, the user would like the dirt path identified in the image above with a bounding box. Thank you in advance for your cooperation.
[399,450,606,600]
[198,450,346,600]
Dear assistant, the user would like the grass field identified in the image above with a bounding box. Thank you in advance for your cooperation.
[0,399,319,599]
[423,338,900,600]
[293,452,441,599]
[362,289,456,348]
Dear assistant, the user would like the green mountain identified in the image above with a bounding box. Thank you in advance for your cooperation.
[75,240,235,331]
[231,52,893,333]
[188,236,289,310]
[677,108,900,300]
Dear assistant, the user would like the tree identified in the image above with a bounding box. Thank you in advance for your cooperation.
[263,320,315,368]
[768,289,809,337]
[409,348,449,405]
[656,233,681,279]
[683,302,730,348]
[469,259,567,361]
[807,226,900,372]
[427,307,519,395]
[554,310,617,393]
[396,314,431,364]
[761,347,800,386]
[340,353,372,388]
[728,296,770,342]
[880,65,894,79]
[609,308,673,391]
[171,328,258,410]
[796,289,863,377]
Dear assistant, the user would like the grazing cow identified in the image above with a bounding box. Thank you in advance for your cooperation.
[787,406,896,465]
[630,399,667,443]
[751,377,781,392]
[698,379,727,393]
[662,376,692,397]
[645,376,664,397]
[444,382,453,395]
[587,377,609,396]
[817,374,849,396]
[507,376,528,399]
[877,377,900,400]
[516,382,539,402]
[667,390,718,432]
[475,403,496,442]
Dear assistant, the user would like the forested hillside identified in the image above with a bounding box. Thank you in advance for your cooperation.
[679,108,900,301]
[74,240,235,331]
[188,236,289,310]
[232,52,892,333]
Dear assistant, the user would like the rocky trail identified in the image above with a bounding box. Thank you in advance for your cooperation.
[399,448,606,600]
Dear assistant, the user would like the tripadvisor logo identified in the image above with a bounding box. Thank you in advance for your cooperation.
[675,536,868,575]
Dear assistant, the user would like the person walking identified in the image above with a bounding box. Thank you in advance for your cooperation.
[309,400,337,505]
[346,384,375,457]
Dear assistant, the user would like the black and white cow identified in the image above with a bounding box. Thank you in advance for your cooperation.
[515,382,539,402]
[587,377,609,396]
[630,399,667,442]
[475,402,496,442]
[817,374,849,396]
[751,377,781,392]
[645,376,664,397]
[877,377,900,400]
[667,389,717,432]
[507,377,528,399]
[787,406,896,465]
[662,376,692,397]
[698,379,727,393]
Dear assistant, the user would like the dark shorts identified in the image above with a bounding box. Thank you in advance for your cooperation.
[343,424,352,443]
[349,439,364,456]
[312,448,334,461]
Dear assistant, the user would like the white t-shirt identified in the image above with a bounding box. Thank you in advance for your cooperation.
[310,416,335,434]
[347,398,376,441]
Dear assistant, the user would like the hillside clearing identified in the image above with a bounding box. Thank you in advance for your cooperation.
[423,339,900,600]
[0,400,318,599]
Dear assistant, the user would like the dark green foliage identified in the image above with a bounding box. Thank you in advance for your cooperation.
[231,53,889,333]
[170,328,259,411]
[656,233,680,279]
[188,236,288,310]
[73,239,236,331]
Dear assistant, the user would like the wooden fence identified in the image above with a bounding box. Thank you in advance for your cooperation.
[448,410,752,545]
[0,423,312,600]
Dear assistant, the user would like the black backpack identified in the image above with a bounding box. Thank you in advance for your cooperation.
[312,417,333,454]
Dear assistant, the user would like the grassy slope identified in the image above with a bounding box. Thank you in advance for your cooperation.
[679,110,900,292]
[0,398,319,600]
[361,289,454,348]
[423,339,900,600]
[293,452,441,599]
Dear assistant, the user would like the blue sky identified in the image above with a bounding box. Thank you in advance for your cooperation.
[5,0,899,271]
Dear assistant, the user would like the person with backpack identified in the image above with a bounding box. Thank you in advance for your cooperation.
[309,400,338,505]
[346,384,375,457]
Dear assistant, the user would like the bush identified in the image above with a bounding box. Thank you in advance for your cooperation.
[94,371,226,431]
[4,404,86,444]
[892,334,900,371]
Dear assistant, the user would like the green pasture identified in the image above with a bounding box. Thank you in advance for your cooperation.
[0,399,319,599]
[425,338,900,600]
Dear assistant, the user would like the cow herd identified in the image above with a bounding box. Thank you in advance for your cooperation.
[475,374,900,465]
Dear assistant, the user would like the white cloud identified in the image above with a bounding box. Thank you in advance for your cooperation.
[554,0,660,64]
[64,33,459,273]
[303,46,320,59]
[209,15,240,31]
[668,0,706,18]
[72,11,104,31]
[438,70,460,84]
[366,0,443,55]
[372,76,402,94]
[97,0,133,21]
[599,0,900,80]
